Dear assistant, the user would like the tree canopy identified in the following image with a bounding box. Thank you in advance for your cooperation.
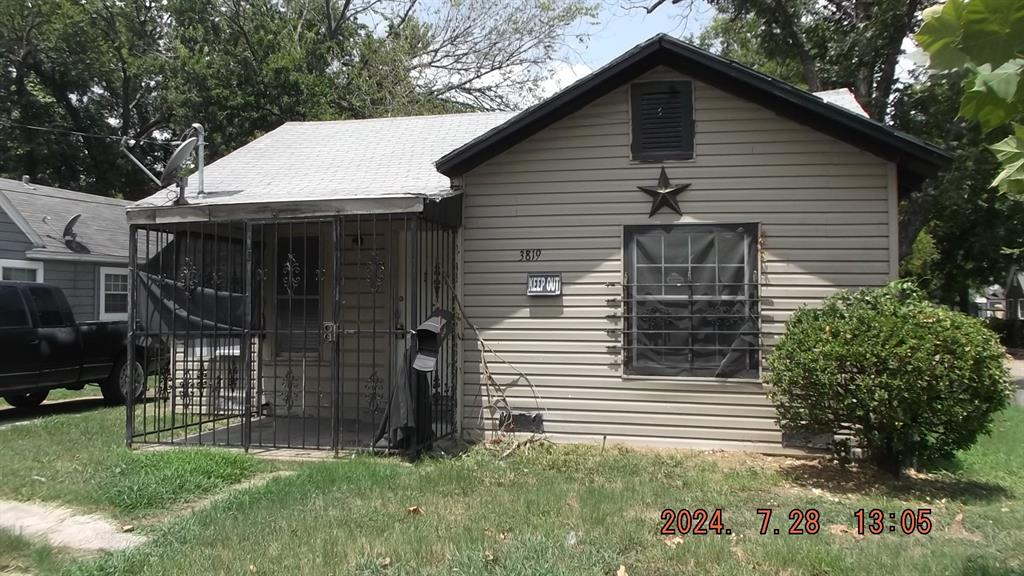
[687,0,1023,305]
[916,0,1024,196]
[0,0,595,199]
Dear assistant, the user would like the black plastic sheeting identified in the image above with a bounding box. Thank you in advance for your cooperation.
[135,271,248,334]
[624,223,760,379]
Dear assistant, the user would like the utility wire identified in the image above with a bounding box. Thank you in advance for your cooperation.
[0,120,174,146]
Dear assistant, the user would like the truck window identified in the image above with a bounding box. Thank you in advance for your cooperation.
[27,286,66,327]
[0,286,29,328]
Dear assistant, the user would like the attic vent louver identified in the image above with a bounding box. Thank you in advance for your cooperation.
[630,81,694,161]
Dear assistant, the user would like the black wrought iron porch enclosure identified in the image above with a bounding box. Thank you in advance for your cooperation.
[126,210,459,454]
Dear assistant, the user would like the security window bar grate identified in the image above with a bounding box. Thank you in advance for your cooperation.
[623,223,759,378]
[127,213,461,454]
[275,234,321,357]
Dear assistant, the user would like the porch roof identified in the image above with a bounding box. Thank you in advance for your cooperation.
[128,112,516,224]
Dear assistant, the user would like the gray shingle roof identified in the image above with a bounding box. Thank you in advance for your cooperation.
[0,178,131,261]
[132,112,517,211]
[813,89,869,117]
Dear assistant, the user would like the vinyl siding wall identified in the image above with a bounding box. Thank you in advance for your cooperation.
[46,261,99,321]
[459,67,897,453]
[0,210,34,259]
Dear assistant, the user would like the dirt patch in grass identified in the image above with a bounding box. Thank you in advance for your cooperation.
[778,459,1012,504]
[0,500,146,552]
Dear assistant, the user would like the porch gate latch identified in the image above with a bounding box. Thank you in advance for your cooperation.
[322,322,338,343]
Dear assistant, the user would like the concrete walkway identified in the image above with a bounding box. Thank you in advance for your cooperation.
[0,500,146,551]
[1010,354,1024,406]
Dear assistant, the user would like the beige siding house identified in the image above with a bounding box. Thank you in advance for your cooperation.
[126,35,949,455]
[438,36,949,453]
[454,68,890,452]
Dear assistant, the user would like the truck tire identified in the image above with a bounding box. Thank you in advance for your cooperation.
[3,390,48,409]
[101,356,145,405]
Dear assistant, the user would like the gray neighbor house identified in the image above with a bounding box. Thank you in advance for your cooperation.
[123,35,951,455]
[0,177,132,321]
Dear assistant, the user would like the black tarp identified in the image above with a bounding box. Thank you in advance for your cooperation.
[135,271,248,335]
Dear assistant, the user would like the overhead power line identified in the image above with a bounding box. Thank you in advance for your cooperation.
[0,120,174,146]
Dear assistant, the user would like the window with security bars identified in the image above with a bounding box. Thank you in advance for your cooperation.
[623,224,759,378]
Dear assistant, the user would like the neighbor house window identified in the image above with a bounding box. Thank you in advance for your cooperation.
[623,224,759,378]
[99,266,129,321]
[630,81,695,161]
[275,235,321,355]
[0,259,43,282]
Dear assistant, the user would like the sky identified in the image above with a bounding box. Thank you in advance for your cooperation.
[540,0,715,96]
[537,0,925,99]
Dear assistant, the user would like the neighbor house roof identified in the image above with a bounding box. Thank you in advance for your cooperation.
[436,34,952,187]
[130,112,517,222]
[0,178,131,263]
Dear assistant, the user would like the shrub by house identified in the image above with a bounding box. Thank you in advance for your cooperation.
[767,282,1011,475]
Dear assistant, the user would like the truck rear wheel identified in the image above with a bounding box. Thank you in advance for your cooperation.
[3,390,49,409]
[101,356,145,405]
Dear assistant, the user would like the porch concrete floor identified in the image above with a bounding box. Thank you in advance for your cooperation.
[179,416,384,450]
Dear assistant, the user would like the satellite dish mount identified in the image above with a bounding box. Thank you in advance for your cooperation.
[119,123,205,206]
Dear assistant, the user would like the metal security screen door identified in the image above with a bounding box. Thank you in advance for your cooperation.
[623,223,760,378]
[127,213,459,454]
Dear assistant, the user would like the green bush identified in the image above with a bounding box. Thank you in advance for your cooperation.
[985,316,1009,345]
[767,281,1011,476]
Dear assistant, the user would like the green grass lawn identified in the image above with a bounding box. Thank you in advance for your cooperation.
[0,386,102,409]
[1,404,1022,576]
[0,406,266,520]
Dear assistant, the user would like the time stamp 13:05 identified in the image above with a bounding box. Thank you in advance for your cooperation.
[659,508,934,536]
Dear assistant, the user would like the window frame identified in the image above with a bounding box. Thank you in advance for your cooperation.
[629,80,696,163]
[621,222,761,381]
[99,266,130,321]
[0,258,44,283]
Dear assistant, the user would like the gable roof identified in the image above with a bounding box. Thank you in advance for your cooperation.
[0,178,132,262]
[131,112,517,217]
[436,34,952,187]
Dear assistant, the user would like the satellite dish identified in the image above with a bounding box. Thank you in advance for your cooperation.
[62,214,82,242]
[159,137,198,187]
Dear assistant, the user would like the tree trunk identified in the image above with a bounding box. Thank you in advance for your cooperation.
[872,440,903,478]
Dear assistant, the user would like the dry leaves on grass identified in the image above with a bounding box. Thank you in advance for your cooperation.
[663,535,685,548]
[483,527,511,541]
[615,565,629,576]
[828,524,864,540]
[406,506,424,516]
[377,557,392,569]
[731,545,748,563]
[948,512,983,541]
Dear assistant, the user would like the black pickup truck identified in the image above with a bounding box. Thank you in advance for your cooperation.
[0,281,147,408]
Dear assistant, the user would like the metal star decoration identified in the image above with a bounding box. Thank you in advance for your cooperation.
[638,167,690,217]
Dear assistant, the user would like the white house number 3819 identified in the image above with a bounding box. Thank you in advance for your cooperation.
[519,249,542,262]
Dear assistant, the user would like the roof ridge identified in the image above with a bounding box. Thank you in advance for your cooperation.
[0,179,132,206]
[284,110,518,126]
